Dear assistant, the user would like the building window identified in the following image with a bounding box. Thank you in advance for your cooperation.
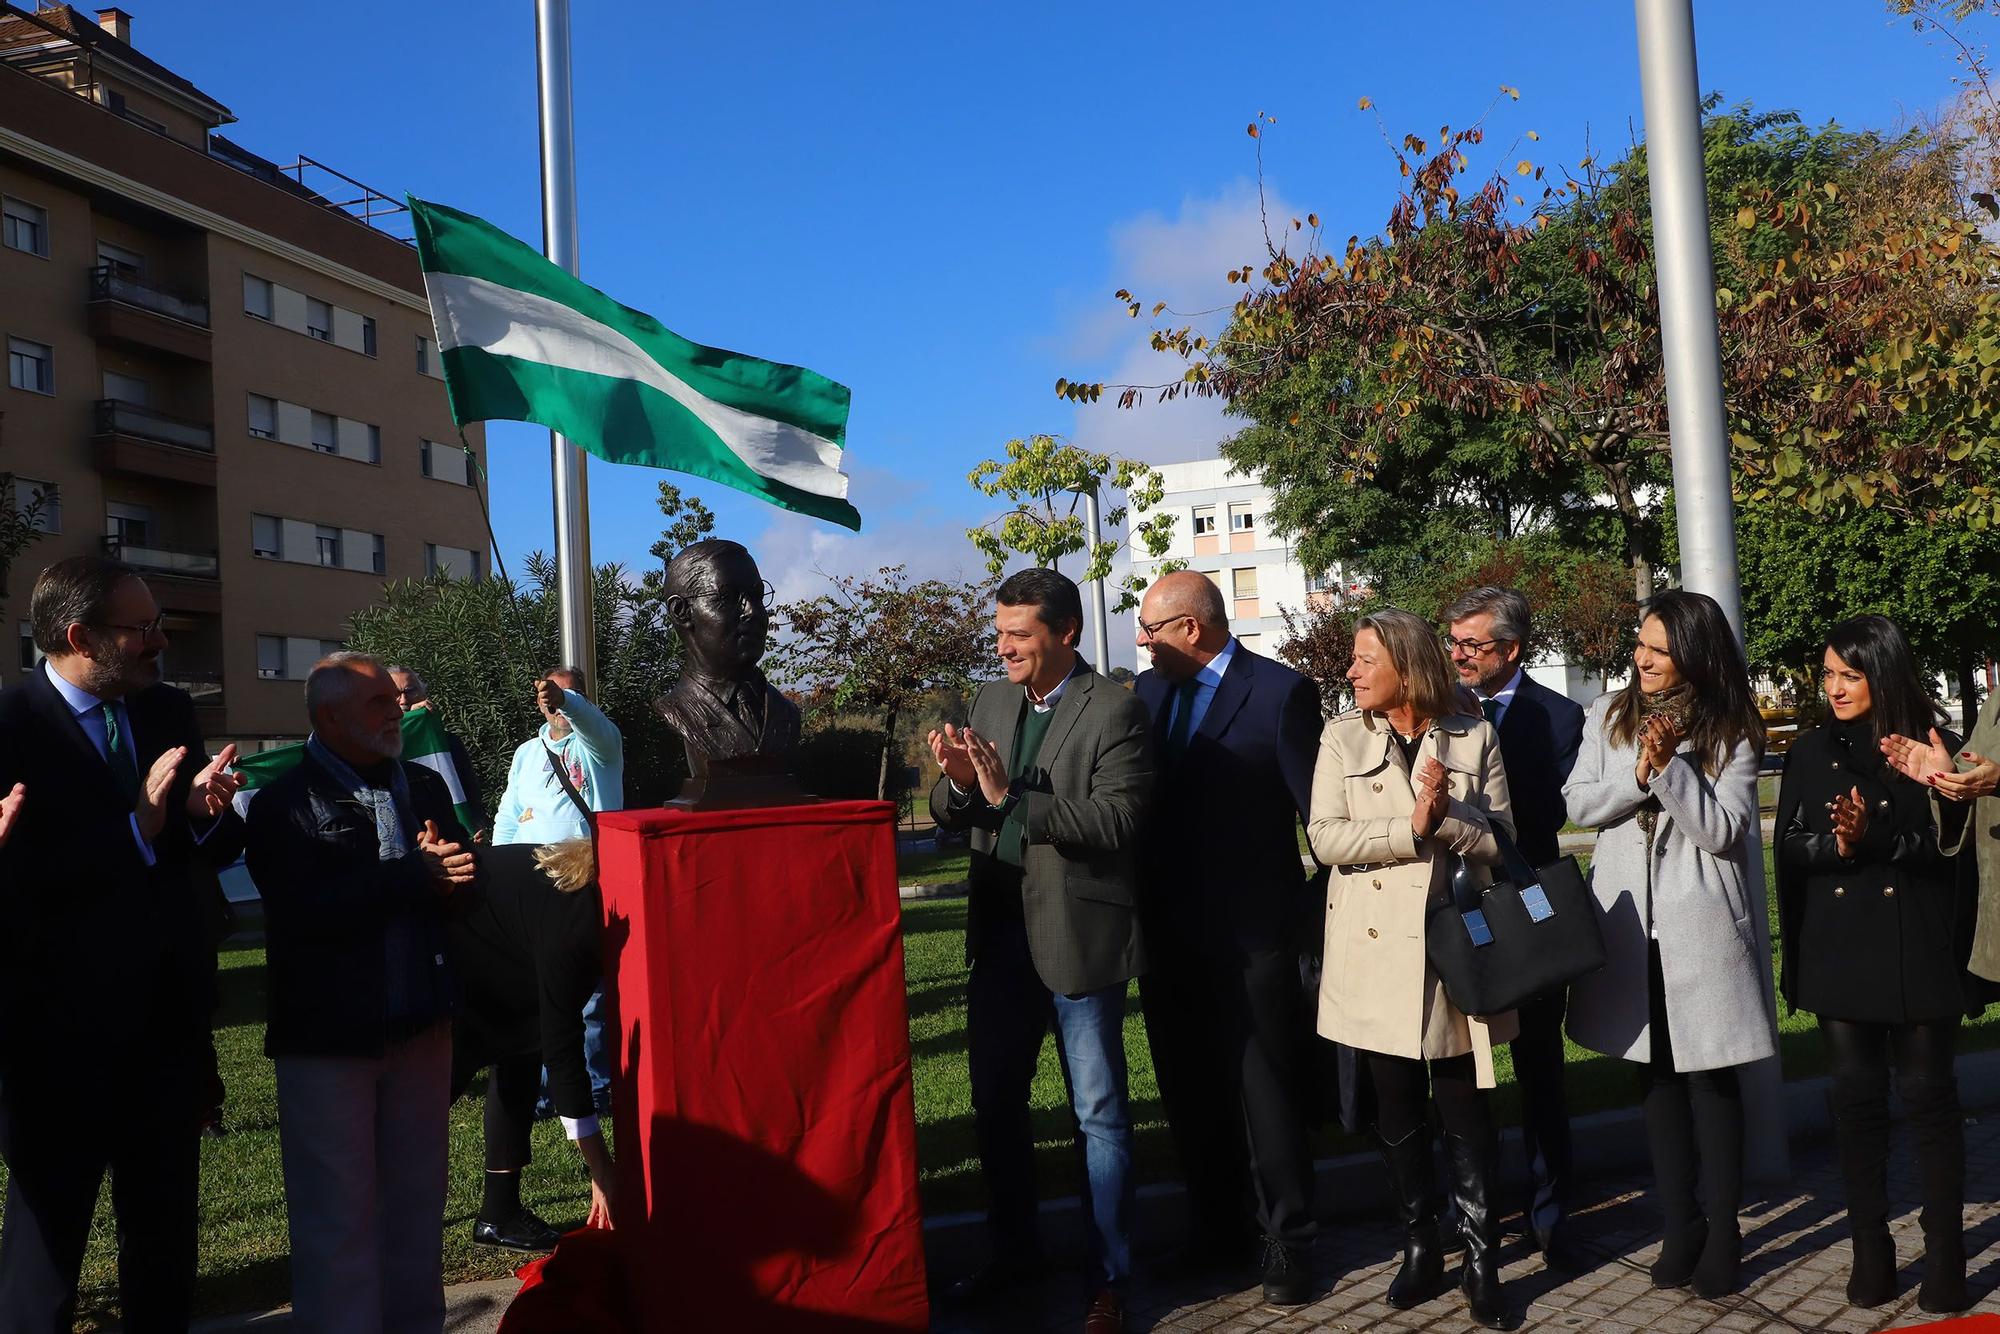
[1191,505,1217,536]
[102,370,150,406]
[247,393,278,439]
[314,525,342,567]
[416,334,432,374]
[256,635,286,680]
[366,424,382,464]
[1305,569,1337,594]
[96,241,144,277]
[1228,502,1255,533]
[7,338,52,394]
[361,316,377,357]
[421,440,469,485]
[1237,633,1264,655]
[426,543,480,579]
[243,274,273,320]
[306,298,332,341]
[3,197,48,257]
[1200,569,1224,594]
[1231,566,1259,601]
[18,620,39,672]
[105,502,151,547]
[371,535,386,574]
[10,477,59,533]
[309,411,337,454]
[251,513,281,558]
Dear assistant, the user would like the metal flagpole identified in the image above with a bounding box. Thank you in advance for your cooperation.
[1634,0,1787,1177]
[535,0,595,683]
[1079,488,1110,669]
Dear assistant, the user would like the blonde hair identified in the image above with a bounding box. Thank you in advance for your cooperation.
[1356,607,1459,722]
[533,838,597,894]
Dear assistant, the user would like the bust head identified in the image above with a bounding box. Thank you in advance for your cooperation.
[664,539,772,680]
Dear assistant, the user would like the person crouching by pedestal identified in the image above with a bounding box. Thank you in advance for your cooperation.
[928,568,1155,1334]
[246,652,480,1334]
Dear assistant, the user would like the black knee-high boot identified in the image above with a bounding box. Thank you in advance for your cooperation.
[1643,1072,1705,1289]
[1377,1125,1446,1309]
[1443,1130,1508,1329]
[1687,1067,1744,1299]
[1830,1059,1895,1307]
[1903,1070,1968,1313]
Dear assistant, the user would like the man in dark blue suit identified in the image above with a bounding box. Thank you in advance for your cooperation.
[1443,587,1587,1271]
[1134,571,1322,1306]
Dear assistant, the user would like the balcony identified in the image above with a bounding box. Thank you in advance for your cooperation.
[93,399,217,487]
[87,265,212,362]
[103,536,223,614]
[162,671,226,733]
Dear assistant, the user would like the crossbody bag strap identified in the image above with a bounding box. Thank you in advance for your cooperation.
[542,741,596,828]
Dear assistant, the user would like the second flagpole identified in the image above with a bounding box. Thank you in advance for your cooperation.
[535,0,595,684]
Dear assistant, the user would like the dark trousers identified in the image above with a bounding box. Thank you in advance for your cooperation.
[1821,1018,1962,1240]
[451,1046,542,1175]
[1640,941,1743,1241]
[967,906,1134,1289]
[0,1059,200,1333]
[1509,985,1573,1235]
[1140,937,1316,1248]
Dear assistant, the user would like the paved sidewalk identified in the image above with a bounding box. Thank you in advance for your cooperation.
[933,1108,2000,1333]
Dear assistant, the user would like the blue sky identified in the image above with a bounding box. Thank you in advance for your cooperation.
[137,1,1964,655]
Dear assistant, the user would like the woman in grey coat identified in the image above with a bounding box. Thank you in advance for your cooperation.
[1564,591,1777,1299]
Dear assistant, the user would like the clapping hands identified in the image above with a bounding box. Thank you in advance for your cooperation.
[927,723,1011,806]
[1881,729,2000,803]
[417,818,477,895]
[187,744,244,820]
[1635,713,1683,788]
[1411,756,1451,840]
[1830,784,1869,859]
[0,783,22,848]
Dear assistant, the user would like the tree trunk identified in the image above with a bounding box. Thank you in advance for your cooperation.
[876,707,898,802]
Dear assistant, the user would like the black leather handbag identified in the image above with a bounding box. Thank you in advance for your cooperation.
[1424,829,1606,1017]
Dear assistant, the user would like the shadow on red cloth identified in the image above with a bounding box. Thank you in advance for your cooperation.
[499,1116,926,1334]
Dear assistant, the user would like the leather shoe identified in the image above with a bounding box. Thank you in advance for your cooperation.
[1260,1236,1312,1306]
[1084,1286,1125,1334]
[1534,1220,1590,1274]
[941,1258,1042,1308]
[472,1208,561,1252]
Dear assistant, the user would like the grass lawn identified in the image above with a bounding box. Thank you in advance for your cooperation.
[24,841,2000,1325]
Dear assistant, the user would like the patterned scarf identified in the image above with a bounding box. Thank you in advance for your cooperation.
[1634,682,1695,839]
[307,735,412,861]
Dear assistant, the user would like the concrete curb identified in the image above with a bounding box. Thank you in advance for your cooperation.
[900,880,968,900]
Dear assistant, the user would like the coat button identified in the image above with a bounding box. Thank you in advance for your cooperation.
[1834,886,1845,897]
[1877,799,1890,811]
[1884,886,1896,898]
[1372,878,1382,890]
[1368,928,1379,939]
[1372,781,1384,793]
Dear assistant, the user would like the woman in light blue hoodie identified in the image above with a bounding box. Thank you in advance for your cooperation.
[493,669,623,846]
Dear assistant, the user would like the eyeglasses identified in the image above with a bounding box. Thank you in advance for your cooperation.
[1439,633,1506,657]
[690,580,776,615]
[93,614,167,638]
[1137,613,1191,641]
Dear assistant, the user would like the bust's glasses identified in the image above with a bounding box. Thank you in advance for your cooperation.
[94,614,167,639]
[690,581,776,615]
[1137,612,1191,641]
[1439,633,1503,657]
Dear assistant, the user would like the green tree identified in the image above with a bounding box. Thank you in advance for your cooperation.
[770,567,997,799]
[0,475,49,597]
[965,433,1178,611]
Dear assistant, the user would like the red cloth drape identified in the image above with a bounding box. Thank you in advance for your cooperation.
[585,799,928,1332]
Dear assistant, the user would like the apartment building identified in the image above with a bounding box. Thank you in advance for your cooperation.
[0,4,487,740]
[1133,457,1608,702]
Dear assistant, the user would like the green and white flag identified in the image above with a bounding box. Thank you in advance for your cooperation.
[230,707,480,834]
[407,195,860,531]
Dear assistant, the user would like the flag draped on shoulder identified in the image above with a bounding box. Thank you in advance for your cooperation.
[407,195,861,531]
[231,708,480,835]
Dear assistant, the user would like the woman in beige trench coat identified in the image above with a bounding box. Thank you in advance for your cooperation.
[1309,608,1515,1330]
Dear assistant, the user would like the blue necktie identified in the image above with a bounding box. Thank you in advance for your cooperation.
[1164,678,1200,762]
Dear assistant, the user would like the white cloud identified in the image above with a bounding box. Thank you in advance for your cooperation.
[747,463,991,606]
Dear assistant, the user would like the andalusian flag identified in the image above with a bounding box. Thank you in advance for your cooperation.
[230,708,480,834]
[407,196,860,531]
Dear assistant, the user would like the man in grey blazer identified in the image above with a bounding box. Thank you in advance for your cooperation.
[929,568,1154,1334]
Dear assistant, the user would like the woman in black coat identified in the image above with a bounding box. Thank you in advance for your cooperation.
[452,839,616,1247]
[1776,614,1969,1313]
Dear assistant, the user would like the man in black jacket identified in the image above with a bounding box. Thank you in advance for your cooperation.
[1133,571,1323,1306]
[0,555,245,1331]
[1443,587,1587,1270]
[246,651,478,1334]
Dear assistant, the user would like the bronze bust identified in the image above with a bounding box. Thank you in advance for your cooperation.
[655,539,803,806]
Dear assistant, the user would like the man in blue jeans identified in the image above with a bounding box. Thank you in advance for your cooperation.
[928,569,1155,1334]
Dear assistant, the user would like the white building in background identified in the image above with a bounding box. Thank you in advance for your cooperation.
[1133,458,1610,705]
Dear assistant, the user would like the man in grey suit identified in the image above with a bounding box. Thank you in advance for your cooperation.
[929,568,1154,1334]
